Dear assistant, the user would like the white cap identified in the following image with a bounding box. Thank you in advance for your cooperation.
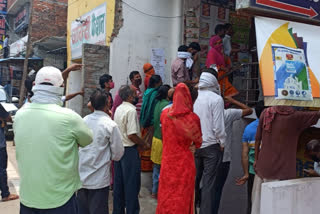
[35,66,64,87]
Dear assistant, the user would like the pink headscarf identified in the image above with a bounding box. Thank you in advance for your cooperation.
[206,35,225,68]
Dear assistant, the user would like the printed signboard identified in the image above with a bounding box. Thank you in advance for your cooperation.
[255,16,320,106]
[14,5,29,32]
[70,3,107,59]
[237,0,320,21]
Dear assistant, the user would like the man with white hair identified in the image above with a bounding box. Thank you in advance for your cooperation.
[194,68,226,214]
[13,66,93,214]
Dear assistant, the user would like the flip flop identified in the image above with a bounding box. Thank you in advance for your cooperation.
[2,194,19,202]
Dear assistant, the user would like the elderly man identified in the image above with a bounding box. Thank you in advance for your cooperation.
[113,85,147,214]
[111,71,143,119]
[13,66,93,214]
[194,69,226,214]
[252,106,320,214]
[78,89,124,214]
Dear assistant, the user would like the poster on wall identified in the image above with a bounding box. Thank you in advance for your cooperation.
[255,16,320,106]
[70,3,107,59]
[151,48,165,82]
[271,44,312,101]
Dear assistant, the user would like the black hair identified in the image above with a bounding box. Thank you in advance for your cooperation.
[156,85,170,101]
[202,68,218,80]
[178,45,189,52]
[25,74,36,97]
[189,42,201,51]
[119,85,135,101]
[224,23,232,30]
[184,81,198,103]
[99,74,112,89]
[255,100,265,118]
[306,139,320,153]
[129,71,140,80]
[90,88,108,111]
[215,24,225,35]
[148,74,162,88]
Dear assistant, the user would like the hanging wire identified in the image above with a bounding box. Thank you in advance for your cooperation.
[121,0,182,19]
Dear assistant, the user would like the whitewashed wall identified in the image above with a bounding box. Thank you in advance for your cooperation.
[109,0,183,94]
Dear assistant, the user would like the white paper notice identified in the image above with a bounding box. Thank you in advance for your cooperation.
[151,48,165,82]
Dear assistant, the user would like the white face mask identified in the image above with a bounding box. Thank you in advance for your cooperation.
[31,85,64,106]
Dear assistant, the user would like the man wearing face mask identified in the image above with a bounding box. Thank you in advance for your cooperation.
[13,66,93,214]
[99,74,115,110]
[113,85,147,214]
[304,139,320,177]
[111,71,143,119]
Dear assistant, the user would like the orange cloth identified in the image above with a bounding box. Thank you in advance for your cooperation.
[218,57,238,97]
[143,63,155,89]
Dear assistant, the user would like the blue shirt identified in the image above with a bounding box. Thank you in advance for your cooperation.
[0,107,9,148]
[242,119,259,175]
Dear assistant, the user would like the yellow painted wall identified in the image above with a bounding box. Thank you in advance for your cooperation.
[67,0,115,64]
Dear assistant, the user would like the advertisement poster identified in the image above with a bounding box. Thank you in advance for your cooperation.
[71,3,106,59]
[200,22,210,38]
[201,3,211,17]
[271,45,312,101]
[255,16,320,106]
[151,48,165,82]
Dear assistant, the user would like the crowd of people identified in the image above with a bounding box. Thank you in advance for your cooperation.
[0,22,319,214]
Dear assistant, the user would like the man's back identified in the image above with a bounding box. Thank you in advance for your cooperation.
[13,103,92,209]
[171,58,188,86]
[194,90,226,148]
[256,108,320,180]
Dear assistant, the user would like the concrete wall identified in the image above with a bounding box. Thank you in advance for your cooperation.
[67,43,109,116]
[109,0,183,92]
[261,178,320,214]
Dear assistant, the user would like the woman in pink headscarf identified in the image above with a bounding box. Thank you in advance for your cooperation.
[206,35,238,97]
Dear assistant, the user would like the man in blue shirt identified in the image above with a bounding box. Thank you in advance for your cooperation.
[236,101,264,214]
[0,106,19,202]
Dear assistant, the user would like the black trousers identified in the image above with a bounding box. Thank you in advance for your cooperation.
[247,173,255,214]
[20,194,78,214]
[195,144,222,214]
[113,146,141,214]
[212,161,231,214]
[0,147,10,199]
[77,187,109,214]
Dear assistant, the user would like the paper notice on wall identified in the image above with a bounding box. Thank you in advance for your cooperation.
[272,44,312,101]
[151,48,165,82]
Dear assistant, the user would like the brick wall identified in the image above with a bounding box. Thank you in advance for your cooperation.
[82,43,109,116]
[31,0,68,42]
[66,43,109,116]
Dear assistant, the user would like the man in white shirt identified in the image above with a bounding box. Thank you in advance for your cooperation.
[113,85,147,214]
[212,96,253,214]
[304,139,320,177]
[3,35,9,58]
[194,69,226,214]
[78,89,124,214]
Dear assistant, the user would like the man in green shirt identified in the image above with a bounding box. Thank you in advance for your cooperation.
[13,66,93,214]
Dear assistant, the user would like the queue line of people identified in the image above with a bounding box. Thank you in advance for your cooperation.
[1,23,320,214]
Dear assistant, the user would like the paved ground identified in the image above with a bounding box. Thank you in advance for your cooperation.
[1,120,249,214]
[0,141,158,214]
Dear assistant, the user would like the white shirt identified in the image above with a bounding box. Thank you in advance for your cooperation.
[223,109,243,162]
[114,101,140,147]
[314,162,320,176]
[79,110,124,189]
[194,90,226,148]
[223,34,232,56]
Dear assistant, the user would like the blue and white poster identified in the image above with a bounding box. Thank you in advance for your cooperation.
[271,44,312,101]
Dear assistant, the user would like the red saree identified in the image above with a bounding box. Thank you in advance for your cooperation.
[156,83,202,214]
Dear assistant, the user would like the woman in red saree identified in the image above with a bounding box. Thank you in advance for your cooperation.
[206,35,238,97]
[156,83,202,214]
